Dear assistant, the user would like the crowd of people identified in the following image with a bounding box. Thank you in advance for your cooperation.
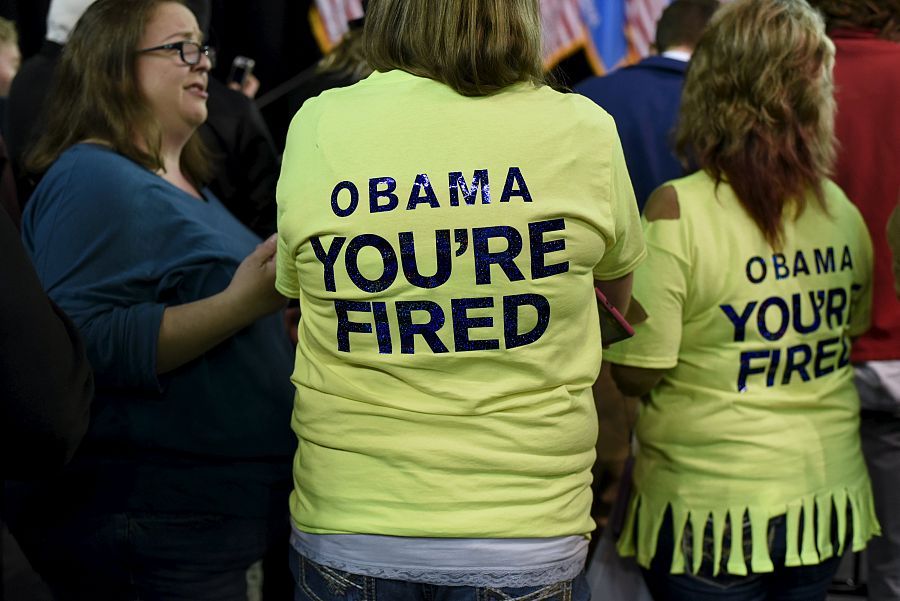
[1,0,898,600]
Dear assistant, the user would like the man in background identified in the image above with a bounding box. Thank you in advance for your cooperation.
[575,0,718,211]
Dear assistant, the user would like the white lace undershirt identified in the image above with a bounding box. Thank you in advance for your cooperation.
[291,526,589,587]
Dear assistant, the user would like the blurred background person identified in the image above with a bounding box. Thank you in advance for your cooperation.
[4,0,90,201]
[4,1,295,599]
[604,0,878,599]
[256,12,372,147]
[276,0,645,598]
[575,0,718,212]
[0,14,20,130]
[1,206,92,601]
[807,1,900,599]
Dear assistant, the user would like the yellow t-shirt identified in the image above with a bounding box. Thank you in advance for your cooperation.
[276,69,645,538]
[604,171,878,574]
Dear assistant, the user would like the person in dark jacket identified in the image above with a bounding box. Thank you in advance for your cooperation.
[575,0,718,212]
[0,203,92,478]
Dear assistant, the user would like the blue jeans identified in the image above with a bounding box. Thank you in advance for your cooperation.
[641,510,842,601]
[290,547,591,601]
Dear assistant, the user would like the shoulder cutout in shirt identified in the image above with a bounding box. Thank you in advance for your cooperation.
[644,185,680,222]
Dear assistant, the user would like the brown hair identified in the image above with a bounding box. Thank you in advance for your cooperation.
[363,0,546,96]
[26,0,210,187]
[676,0,836,248]
[654,0,719,52]
[808,0,900,41]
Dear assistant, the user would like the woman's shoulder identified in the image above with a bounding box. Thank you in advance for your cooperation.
[538,86,618,131]
[39,143,148,192]
[649,171,716,215]
[821,177,860,211]
[27,144,161,223]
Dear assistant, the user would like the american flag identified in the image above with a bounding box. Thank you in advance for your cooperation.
[625,0,670,58]
[312,0,671,73]
[312,0,365,53]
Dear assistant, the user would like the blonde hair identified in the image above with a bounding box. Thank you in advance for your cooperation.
[363,0,546,96]
[676,0,836,248]
[0,16,18,46]
[318,29,372,80]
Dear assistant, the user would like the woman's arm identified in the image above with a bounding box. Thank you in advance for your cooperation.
[603,185,684,398]
[594,272,634,318]
[156,235,286,374]
[610,363,666,397]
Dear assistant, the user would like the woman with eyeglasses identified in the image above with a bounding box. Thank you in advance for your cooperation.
[5,1,295,599]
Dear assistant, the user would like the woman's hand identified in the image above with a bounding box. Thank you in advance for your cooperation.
[156,235,286,374]
[225,234,287,321]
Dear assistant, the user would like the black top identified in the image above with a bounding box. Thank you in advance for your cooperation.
[0,204,93,478]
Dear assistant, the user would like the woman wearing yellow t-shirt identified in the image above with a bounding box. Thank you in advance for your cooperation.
[604,0,878,599]
[276,0,645,599]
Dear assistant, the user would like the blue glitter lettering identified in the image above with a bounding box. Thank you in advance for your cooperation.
[369,177,399,213]
[529,219,568,279]
[448,170,490,206]
[451,297,499,352]
[841,246,853,270]
[396,301,449,354]
[472,226,525,285]
[792,291,822,334]
[345,234,399,292]
[772,254,790,280]
[372,301,392,354]
[454,229,469,256]
[335,300,372,352]
[720,302,757,342]
[737,350,768,392]
[499,167,533,203]
[781,344,812,385]
[757,297,789,341]
[310,236,346,292]
[838,336,850,368]
[793,251,810,276]
[399,230,452,289]
[504,294,550,349]
[407,174,440,210]
[766,349,781,387]
[814,248,835,274]
[331,181,359,217]
[825,287,847,328]
[746,256,766,283]
[814,337,839,378]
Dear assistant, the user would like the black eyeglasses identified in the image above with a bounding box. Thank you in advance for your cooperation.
[138,41,216,67]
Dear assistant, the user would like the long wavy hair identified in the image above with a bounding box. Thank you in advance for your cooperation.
[27,0,210,188]
[363,0,546,97]
[809,0,900,41]
[676,0,836,248]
